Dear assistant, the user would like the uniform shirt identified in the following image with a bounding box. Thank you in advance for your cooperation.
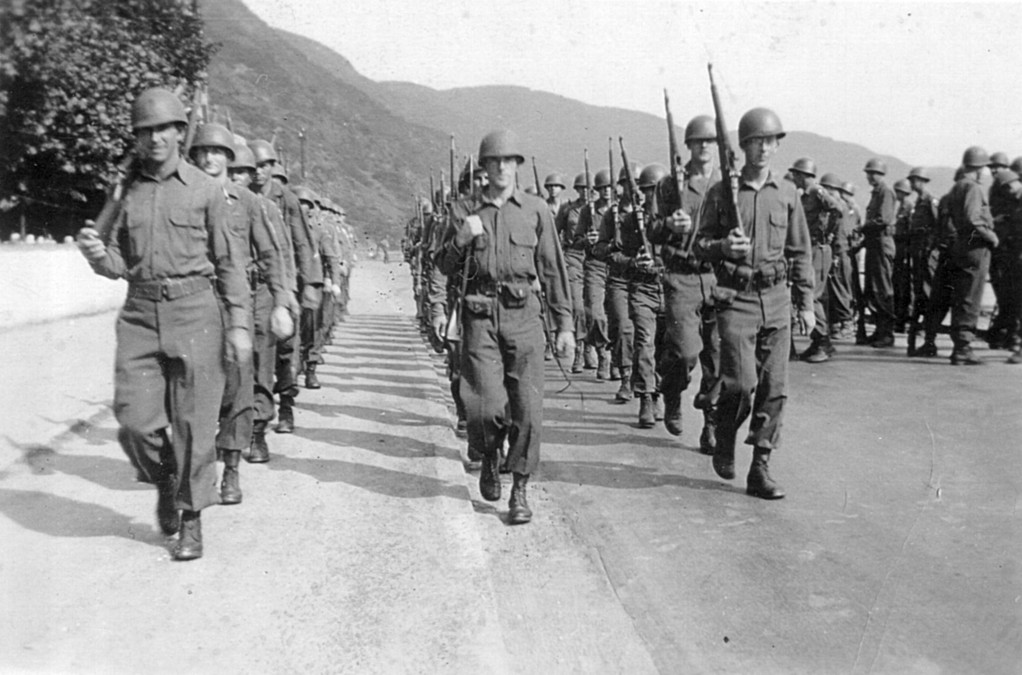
[909,191,939,247]
[594,200,656,274]
[650,164,719,266]
[554,198,588,253]
[259,180,322,285]
[948,176,994,240]
[258,196,297,295]
[89,156,249,329]
[863,181,896,253]
[577,200,610,258]
[801,183,844,246]
[307,209,340,287]
[225,183,289,308]
[694,169,814,312]
[436,188,573,333]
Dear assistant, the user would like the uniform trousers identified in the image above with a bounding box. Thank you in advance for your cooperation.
[216,300,256,452]
[827,250,855,326]
[605,273,634,371]
[460,292,545,475]
[908,242,938,328]
[628,275,661,395]
[810,243,832,340]
[274,326,299,398]
[251,283,277,424]
[658,269,719,410]
[114,285,225,512]
[863,242,896,335]
[715,282,790,455]
[893,239,913,326]
[945,242,991,348]
[564,250,586,340]
[583,257,609,347]
[989,241,1016,341]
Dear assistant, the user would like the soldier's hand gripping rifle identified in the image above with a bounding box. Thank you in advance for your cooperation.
[664,88,698,257]
[619,137,654,269]
[708,64,744,242]
[532,157,545,200]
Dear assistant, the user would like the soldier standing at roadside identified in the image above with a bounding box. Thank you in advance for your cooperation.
[906,167,939,356]
[436,130,574,524]
[892,179,916,332]
[694,108,813,500]
[76,88,252,560]
[820,174,854,340]
[861,159,897,347]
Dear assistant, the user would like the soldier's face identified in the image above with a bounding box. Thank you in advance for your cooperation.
[909,177,925,194]
[741,136,778,169]
[484,157,518,191]
[135,122,183,164]
[193,147,230,178]
[229,168,253,188]
[686,139,714,165]
[254,160,274,186]
[597,186,612,202]
[547,185,563,198]
[865,171,880,187]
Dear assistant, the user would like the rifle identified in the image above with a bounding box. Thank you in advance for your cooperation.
[445,152,474,346]
[583,148,595,242]
[449,135,456,203]
[532,157,545,199]
[181,86,203,159]
[85,155,135,243]
[708,63,744,238]
[608,136,619,246]
[619,137,653,261]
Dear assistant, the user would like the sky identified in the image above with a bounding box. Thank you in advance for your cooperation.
[239,0,1022,168]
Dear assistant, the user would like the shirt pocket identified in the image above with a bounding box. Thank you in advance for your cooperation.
[768,209,787,250]
[509,226,537,276]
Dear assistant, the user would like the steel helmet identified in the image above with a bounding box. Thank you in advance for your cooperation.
[840,181,857,196]
[293,186,319,206]
[684,115,716,143]
[617,162,642,185]
[131,87,188,130]
[543,173,566,189]
[893,179,911,195]
[272,164,288,183]
[738,107,785,145]
[638,163,669,189]
[230,144,256,171]
[908,166,930,182]
[1010,157,1022,174]
[819,173,843,190]
[478,130,525,163]
[190,123,236,161]
[593,169,613,189]
[962,146,989,168]
[993,169,1020,187]
[789,157,817,177]
[248,139,278,165]
[863,158,887,175]
[573,172,591,189]
[989,151,1010,168]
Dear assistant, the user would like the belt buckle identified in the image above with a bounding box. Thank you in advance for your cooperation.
[160,279,173,300]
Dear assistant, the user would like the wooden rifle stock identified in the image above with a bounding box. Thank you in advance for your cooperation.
[619,137,652,260]
[708,63,744,238]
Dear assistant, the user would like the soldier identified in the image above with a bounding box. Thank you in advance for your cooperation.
[998,171,1022,363]
[595,163,643,404]
[230,142,299,460]
[860,158,898,347]
[554,172,592,373]
[579,169,614,379]
[940,147,999,364]
[821,174,854,340]
[76,88,251,560]
[651,114,720,448]
[294,188,341,388]
[544,173,567,217]
[906,167,940,356]
[436,129,574,524]
[249,139,322,435]
[788,157,844,362]
[189,123,293,504]
[892,178,916,332]
[694,107,813,500]
[987,152,1017,349]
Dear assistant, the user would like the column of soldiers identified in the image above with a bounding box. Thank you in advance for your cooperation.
[76,87,356,561]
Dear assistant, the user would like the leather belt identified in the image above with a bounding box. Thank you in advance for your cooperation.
[128,276,212,301]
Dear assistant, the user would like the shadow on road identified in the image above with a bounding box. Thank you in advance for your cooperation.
[299,402,451,429]
[538,460,740,494]
[292,425,451,460]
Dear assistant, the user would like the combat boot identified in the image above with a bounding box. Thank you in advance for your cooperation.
[638,394,656,429]
[479,453,501,502]
[663,394,682,436]
[653,394,664,421]
[508,473,532,525]
[571,346,584,374]
[915,340,938,357]
[614,367,632,403]
[544,340,553,361]
[950,347,983,366]
[596,348,611,381]
[248,421,270,463]
[699,411,718,456]
[1007,346,1022,365]
[172,510,203,561]
[276,395,295,434]
[220,450,242,505]
[304,363,321,389]
[746,448,785,500]
[712,442,735,481]
[870,333,895,349]
[156,476,179,536]
[583,344,598,370]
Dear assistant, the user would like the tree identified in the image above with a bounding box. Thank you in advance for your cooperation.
[0,0,216,229]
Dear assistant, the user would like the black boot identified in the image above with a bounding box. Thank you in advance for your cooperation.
[699,410,718,456]
[173,510,203,561]
[571,345,584,374]
[950,346,983,366]
[479,453,501,502]
[712,442,735,481]
[614,367,632,403]
[915,340,938,357]
[746,448,785,500]
[156,476,179,536]
[663,394,682,436]
[638,394,656,429]
[220,450,243,504]
[248,421,270,463]
[596,348,610,380]
[452,381,467,438]
[508,473,532,525]
[276,395,295,434]
[304,363,321,389]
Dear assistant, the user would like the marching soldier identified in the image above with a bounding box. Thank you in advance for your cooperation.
[189,123,293,504]
[987,153,1017,348]
[861,158,898,347]
[76,88,252,560]
[544,173,567,217]
[436,129,574,524]
[651,115,720,449]
[906,168,940,355]
[554,172,592,373]
[821,174,854,341]
[579,169,614,379]
[694,107,813,500]
[294,188,341,388]
[789,157,844,362]
[892,178,916,332]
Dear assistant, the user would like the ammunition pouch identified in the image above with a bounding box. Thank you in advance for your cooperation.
[715,260,788,293]
[466,279,534,311]
[463,294,494,318]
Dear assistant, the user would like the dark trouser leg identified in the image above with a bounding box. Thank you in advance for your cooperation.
[827,251,855,326]
[893,241,912,329]
[810,244,832,343]
[216,302,255,453]
[628,278,660,395]
[950,246,991,350]
[251,283,277,426]
[583,259,609,348]
[605,274,633,373]
[865,245,896,338]
[566,252,586,341]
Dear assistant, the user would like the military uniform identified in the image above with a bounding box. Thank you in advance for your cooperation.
[554,196,589,365]
[827,190,858,336]
[578,198,611,375]
[799,182,844,357]
[907,183,939,348]
[595,199,636,399]
[862,175,897,345]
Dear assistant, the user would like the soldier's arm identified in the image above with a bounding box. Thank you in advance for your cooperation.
[535,203,573,333]
[285,191,323,286]
[694,185,728,262]
[785,196,815,314]
[85,208,128,279]
[209,186,250,329]
[591,208,617,261]
[249,198,290,308]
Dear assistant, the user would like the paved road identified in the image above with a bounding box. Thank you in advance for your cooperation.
[1,259,1018,673]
